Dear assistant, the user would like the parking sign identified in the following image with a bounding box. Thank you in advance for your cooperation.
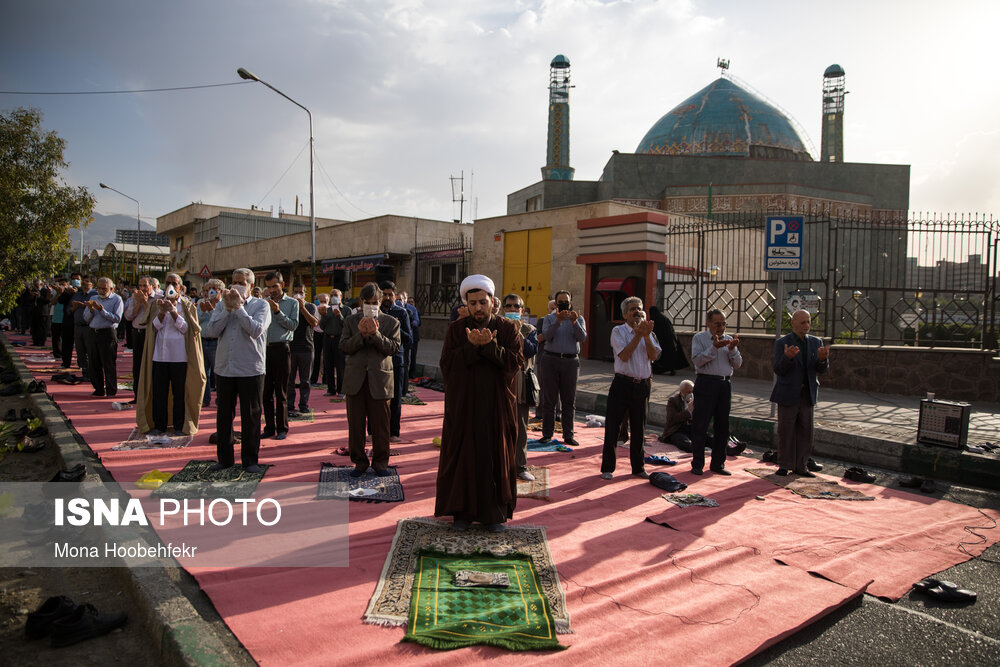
[765,216,803,271]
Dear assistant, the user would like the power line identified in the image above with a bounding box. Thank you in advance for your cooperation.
[255,139,311,209]
[0,81,251,96]
[314,145,374,218]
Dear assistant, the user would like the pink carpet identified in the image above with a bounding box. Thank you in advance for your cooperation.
[12,334,999,665]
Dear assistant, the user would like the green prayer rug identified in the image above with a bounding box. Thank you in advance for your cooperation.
[402,548,564,652]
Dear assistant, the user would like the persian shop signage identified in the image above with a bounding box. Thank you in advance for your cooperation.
[321,254,386,273]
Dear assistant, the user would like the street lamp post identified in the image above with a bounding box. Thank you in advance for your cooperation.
[99,183,140,282]
[237,67,317,299]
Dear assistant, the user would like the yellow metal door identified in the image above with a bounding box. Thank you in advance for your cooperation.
[504,228,551,319]
[503,230,528,304]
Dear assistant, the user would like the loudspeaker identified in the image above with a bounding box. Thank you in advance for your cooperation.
[374,264,395,287]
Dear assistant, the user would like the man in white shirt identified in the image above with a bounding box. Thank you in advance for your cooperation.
[600,297,661,480]
[149,274,190,435]
[689,309,743,476]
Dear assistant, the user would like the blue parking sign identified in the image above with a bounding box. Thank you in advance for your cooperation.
[765,216,803,271]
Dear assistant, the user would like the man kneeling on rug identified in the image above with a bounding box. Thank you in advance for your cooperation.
[435,274,524,533]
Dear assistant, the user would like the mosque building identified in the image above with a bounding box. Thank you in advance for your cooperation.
[473,56,911,359]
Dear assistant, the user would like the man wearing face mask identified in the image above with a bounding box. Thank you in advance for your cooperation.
[309,292,330,387]
[261,271,299,440]
[198,279,225,407]
[435,275,523,532]
[82,277,124,397]
[320,289,347,398]
[287,282,319,416]
[537,290,587,446]
[204,268,271,472]
[659,380,695,450]
[56,273,83,368]
[124,275,156,405]
[379,281,412,442]
[503,294,538,482]
[136,273,206,436]
[690,309,742,476]
[340,282,401,477]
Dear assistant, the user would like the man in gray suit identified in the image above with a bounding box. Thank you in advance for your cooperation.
[340,282,401,477]
[770,309,831,477]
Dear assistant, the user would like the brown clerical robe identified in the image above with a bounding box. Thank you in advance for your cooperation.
[435,314,523,524]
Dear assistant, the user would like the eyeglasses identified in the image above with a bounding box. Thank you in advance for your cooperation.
[503,304,521,310]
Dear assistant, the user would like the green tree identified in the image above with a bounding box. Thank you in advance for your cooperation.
[0,107,94,313]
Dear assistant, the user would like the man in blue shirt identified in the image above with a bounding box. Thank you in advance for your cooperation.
[689,309,743,476]
[537,290,587,446]
[262,271,299,440]
[204,268,271,472]
[400,291,421,381]
[82,277,124,397]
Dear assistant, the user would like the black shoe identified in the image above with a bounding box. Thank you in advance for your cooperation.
[261,429,276,439]
[807,458,823,472]
[49,603,127,647]
[90,390,105,397]
[274,432,287,440]
[690,468,703,476]
[710,467,732,476]
[632,471,650,479]
[844,467,876,483]
[244,464,263,474]
[537,436,552,444]
[375,468,394,477]
[794,470,817,478]
[563,437,580,446]
[207,462,231,472]
[349,466,368,478]
[25,596,78,639]
[776,468,790,476]
[762,450,777,463]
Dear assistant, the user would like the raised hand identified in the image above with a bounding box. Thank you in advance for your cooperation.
[784,343,800,359]
[358,316,377,336]
[818,345,831,362]
[268,299,279,313]
[569,310,579,323]
[712,334,729,348]
[727,335,740,350]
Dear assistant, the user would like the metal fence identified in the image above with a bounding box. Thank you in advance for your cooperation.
[412,239,471,317]
[660,212,999,349]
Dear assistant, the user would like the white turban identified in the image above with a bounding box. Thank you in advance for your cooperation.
[460,274,495,304]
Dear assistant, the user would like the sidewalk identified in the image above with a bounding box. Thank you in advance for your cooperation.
[415,338,1000,489]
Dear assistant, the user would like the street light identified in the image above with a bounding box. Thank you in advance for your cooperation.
[99,183,140,282]
[237,67,317,299]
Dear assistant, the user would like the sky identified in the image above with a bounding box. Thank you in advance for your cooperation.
[3,0,999,228]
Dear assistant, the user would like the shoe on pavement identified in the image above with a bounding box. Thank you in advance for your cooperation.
[25,596,78,639]
[48,603,127,647]
[807,458,823,472]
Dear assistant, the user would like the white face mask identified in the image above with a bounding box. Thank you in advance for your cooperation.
[293,293,304,300]
[362,304,379,319]
[230,284,249,299]
[208,289,217,299]
[683,393,693,403]
[330,297,341,306]
[165,285,177,298]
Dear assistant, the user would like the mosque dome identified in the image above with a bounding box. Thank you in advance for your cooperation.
[635,77,812,161]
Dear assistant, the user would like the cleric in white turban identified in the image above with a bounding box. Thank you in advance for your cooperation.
[436,272,523,532]
[460,274,495,304]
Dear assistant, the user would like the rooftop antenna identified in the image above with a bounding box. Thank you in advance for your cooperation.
[717,58,730,76]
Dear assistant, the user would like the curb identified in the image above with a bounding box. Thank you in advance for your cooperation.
[3,337,247,667]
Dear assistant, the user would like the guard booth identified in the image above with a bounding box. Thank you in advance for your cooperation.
[589,274,642,361]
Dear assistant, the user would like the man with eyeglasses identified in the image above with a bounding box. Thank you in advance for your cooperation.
[82,277,124,397]
[262,271,299,440]
[502,294,538,482]
[537,290,587,446]
[689,309,743,476]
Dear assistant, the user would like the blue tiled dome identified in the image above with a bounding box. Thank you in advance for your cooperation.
[636,78,812,161]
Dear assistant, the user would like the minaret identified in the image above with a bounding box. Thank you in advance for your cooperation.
[541,54,574,180]
[821,64,845,162]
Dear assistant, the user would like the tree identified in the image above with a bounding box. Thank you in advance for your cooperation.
[0,107,95,314]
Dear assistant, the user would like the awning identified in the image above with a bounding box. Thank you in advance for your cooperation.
[595,277,637,296]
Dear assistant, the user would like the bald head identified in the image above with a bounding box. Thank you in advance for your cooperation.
[791,309,811,337]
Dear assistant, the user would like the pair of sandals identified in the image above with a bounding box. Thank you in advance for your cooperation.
[899,475,938,494]
[913,578,977,603]
[26,380,45,393]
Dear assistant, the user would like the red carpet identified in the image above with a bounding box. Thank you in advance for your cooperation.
[11,334,999,665]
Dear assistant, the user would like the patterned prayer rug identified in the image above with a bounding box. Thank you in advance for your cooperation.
[401,548,565,651]
[746,468,875,501]
[152,460,270,499]
[288,411,315,422]
[517,466,550,501]
[113,427,193,451]
[401,394,427,406]
[527,418,561,433]
[365,517,571,634]
[316,463,404,503]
